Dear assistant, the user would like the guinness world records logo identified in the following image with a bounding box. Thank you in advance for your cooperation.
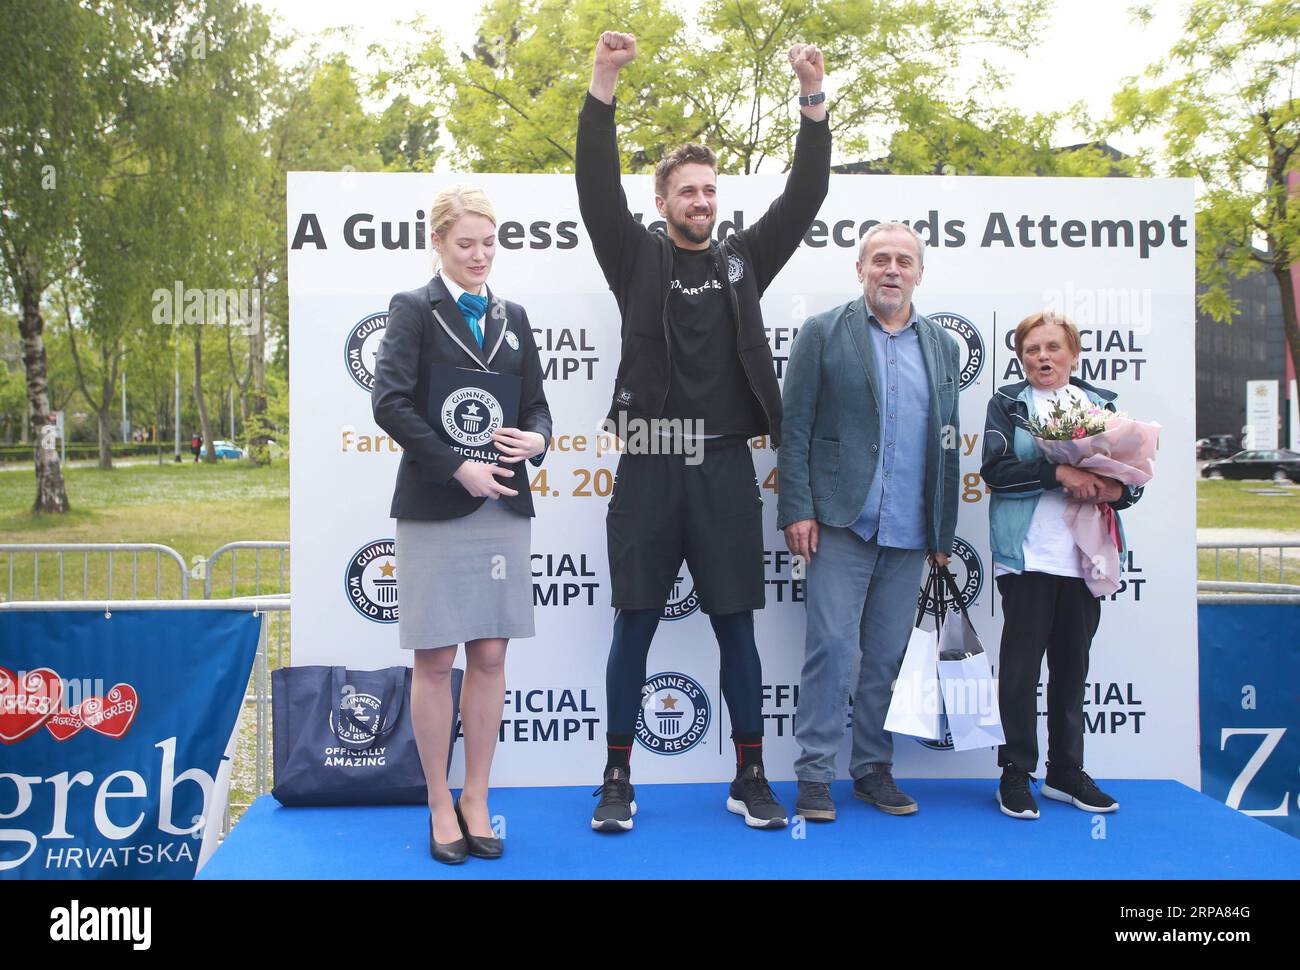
[344,311,388,392]
[930,311,984,390]
[919,536,983,618]
[344,539,399,623]
[441,387,504,448]
[635,672,711,755]
[330,688,385,746]
[662,564,702,621]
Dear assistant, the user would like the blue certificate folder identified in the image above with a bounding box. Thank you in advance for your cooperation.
[426,363,522,465]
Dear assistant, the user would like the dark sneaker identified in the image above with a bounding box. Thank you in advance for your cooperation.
[795,780,836,822]
[726,764,788,829]
[997,765,1039,819]
[852,765,918,815]
[1042,763,1118,813]
[591,766,637,832]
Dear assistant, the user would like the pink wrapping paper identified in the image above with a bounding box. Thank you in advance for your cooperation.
[1035,418,1161,596]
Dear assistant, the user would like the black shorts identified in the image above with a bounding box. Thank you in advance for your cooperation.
[606,436,765,615]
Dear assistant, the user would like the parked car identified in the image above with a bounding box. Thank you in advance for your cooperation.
[1201,449,1300,482]
[1197,434,1239,460]
[211,440,246,460]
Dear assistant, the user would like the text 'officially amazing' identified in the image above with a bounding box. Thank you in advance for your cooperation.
[290,208,1190,261]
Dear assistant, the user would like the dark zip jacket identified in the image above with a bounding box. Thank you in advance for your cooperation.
[981,376,1143,571]
[575,93,831,446]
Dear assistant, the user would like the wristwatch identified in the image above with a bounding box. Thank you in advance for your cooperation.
[798,91,826,106]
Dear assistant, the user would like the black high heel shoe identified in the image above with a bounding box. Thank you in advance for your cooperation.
[430,811,468,865]
[455,800,504,859]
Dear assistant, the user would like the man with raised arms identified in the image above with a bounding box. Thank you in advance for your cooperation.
[576,30,830,832]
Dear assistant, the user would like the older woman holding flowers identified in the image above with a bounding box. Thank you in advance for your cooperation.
[981,311,1150,820]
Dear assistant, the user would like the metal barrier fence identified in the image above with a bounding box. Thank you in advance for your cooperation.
[0,540,291,603]
[204,541,290,600]
[1198,540,1300,584]
[1,542,191,601]
[1196,580,1300,605]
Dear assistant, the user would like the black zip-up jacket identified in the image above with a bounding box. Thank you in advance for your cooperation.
[982,376,1142,510]
[575,94,831,446]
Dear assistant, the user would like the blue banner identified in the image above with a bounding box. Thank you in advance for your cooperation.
[0,609,259,879]
[1199,603,1300,840]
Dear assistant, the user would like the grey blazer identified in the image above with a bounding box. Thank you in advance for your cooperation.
[776,297,961,555]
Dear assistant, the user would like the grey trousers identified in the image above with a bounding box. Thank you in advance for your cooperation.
[794,525,927,781]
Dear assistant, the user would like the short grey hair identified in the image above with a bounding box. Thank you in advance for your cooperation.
[858,221,926,265]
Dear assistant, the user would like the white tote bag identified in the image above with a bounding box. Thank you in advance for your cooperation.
[884,569,944,740]
[935,567,1006,751]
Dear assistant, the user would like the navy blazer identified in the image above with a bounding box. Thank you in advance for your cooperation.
[372,276,552,520]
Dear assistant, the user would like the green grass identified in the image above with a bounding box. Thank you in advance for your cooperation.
[0,458,288,600]
[1198,549,1300,585]
[1195,479,1300,530]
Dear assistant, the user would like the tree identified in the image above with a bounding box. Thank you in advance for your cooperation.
[1112,0,1300,387]
[400,0,1053,175]
[388,0,693,173]
[682,0,1052,174]
[0,1,117,510]
[883,97,1121,178]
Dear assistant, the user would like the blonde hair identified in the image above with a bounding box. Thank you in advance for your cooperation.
[429,184,497,271]
[1013,310,1082,367]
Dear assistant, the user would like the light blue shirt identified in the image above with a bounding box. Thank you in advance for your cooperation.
[850,307,931,550]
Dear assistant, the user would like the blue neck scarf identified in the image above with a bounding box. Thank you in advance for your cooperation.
[456,292,489,348]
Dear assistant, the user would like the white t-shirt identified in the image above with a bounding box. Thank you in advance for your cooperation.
[1016,384,1090,578]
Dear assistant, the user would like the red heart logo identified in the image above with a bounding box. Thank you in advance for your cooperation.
[45,706,85,742]
[79,684,140,739]
[0,666,64,744]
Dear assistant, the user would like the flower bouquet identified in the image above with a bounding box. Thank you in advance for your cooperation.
[1029,398,1161,596]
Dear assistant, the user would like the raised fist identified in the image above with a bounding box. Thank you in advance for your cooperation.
[594,31,638,72]
[788,43,824,86]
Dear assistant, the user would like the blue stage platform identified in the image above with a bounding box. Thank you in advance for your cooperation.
[199,779,1299,880]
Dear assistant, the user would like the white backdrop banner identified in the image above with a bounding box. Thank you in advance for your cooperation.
[288,171,1198,787]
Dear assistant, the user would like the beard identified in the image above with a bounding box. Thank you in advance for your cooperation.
[867,283,906,318]
[668,211,715,245]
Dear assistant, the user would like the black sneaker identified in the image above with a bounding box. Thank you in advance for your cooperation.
[997,765,1039,819]
[795,780,836,822]
[1042,763,1118,813]
[591,766,637,832]
[726,764,788,829]
[852,765,918,815]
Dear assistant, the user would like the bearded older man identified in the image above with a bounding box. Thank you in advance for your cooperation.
[777,222,961,821]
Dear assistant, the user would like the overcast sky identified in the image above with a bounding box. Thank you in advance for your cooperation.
[257,0,1185,164]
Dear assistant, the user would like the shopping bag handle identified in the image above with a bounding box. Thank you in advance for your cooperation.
[914,562,943,628]
[936,563,982,639]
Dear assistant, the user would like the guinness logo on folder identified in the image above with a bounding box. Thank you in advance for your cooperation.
[427,364,521,464]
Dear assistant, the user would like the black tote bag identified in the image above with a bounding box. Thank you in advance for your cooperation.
[271,664,462,806]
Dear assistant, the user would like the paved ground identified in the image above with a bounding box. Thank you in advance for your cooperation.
[1197,528,1300,544]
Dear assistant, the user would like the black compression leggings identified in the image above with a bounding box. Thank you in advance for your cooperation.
[606,607,763,736]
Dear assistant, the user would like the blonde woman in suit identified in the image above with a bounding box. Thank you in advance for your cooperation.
[372,185,551,864]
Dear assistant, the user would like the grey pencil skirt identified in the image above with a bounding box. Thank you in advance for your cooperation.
[395,501,535,649]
